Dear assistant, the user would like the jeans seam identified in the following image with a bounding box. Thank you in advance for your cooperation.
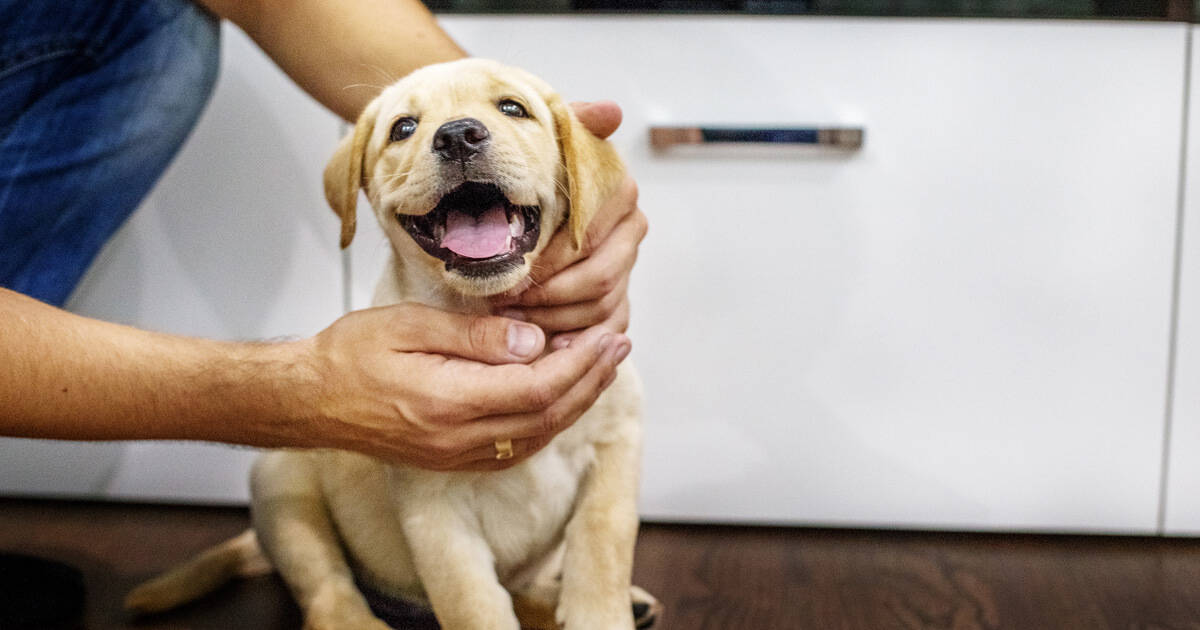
[0,39,101,84]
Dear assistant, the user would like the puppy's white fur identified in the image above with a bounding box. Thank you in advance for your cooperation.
[126,59,646,630]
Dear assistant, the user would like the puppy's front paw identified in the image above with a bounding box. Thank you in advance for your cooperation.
[304,611,394,630]
[303,583,393,630]
[559,585,662,630]
[304,610,393,630]
[557,599,632,630]
[630,585,662,629]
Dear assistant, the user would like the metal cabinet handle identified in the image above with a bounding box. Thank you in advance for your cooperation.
[650,126,864,150]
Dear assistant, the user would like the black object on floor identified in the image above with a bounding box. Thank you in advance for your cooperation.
[0,553,85,629]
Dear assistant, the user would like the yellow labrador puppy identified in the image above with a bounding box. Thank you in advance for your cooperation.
[125,59,656,630]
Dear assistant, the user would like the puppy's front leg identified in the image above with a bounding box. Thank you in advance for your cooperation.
[251,453,388,630]
[400,498,520,630]
[558,418,642,630]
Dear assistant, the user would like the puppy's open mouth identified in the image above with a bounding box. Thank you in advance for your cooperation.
[398,182,540,277]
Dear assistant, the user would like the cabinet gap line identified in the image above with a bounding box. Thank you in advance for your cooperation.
[1159,25,1194,535]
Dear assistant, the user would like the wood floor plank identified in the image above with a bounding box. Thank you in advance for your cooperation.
[3,499,1200,629]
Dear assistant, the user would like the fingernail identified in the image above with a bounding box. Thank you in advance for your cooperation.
[507,323,540,358]
[500,308,526,321]
[551,335,573,350]
[612,339,631,363]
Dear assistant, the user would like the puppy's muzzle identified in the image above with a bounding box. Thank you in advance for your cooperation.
[433,118,491,163]
[398,181,541,279]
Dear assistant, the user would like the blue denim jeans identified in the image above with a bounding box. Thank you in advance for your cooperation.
[0,0,220,306]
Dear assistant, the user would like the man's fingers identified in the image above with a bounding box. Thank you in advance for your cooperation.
[375,303,545,364]
[441,336,632,468]
[507,208,644,308]
[571,100,623,140]
[494,178,640,303]
[548,296,631,350]
[435,435,550,471]
[538,177,638,275]
[506,277,628,334]
[418,326,619,421]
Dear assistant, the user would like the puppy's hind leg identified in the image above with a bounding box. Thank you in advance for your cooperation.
[251,452,389,630]
[125,529,271,614]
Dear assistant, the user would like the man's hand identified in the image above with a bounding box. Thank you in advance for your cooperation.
[289,303,631,470]
[490,101,647,347]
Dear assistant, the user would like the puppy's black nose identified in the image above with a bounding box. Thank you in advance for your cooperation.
[433,118,490,162]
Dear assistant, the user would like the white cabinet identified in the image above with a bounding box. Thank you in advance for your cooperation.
[2,16,1192,534]
[0,25,343,503]
[375,16,1183,532]
[1164,25,1200,536]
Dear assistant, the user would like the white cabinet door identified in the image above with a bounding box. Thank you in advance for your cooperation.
[4,16,1185,533]
[352,16,1184,532]
[0,25,343,504]
[1164,26,1200,536]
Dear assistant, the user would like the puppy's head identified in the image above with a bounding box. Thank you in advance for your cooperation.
[325,58,623,296]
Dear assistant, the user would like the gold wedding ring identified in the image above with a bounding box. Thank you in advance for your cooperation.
[494,438,514,460]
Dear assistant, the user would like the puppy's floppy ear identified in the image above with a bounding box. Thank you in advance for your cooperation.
[548,97,625,250]
[324,99,381,249]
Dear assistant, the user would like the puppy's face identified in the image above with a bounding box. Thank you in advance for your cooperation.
[325,59,622,297]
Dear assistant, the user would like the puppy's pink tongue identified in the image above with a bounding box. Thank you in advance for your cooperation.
[441,205,510,259]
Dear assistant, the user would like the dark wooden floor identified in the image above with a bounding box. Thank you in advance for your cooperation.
[4,498,1200,629]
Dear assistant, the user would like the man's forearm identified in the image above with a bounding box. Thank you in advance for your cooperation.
[0,288,314,447]
[196,0,467,121]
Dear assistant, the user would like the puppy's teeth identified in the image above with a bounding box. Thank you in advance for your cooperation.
[509,212,525,237]
[505,234,513,250]
[509,220,521,237]
[434,224,445,241]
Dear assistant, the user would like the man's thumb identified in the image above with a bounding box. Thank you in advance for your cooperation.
[571,101,622,140]
[386,304,545,364]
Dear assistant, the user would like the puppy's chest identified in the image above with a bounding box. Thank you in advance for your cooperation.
[452,418,599,569]
[372,285,607,566]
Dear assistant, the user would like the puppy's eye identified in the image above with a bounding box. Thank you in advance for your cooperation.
[498,100,528,119]
[390,117,418,142]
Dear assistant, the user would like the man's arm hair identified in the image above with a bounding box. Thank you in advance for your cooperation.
[0,287,315,447]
